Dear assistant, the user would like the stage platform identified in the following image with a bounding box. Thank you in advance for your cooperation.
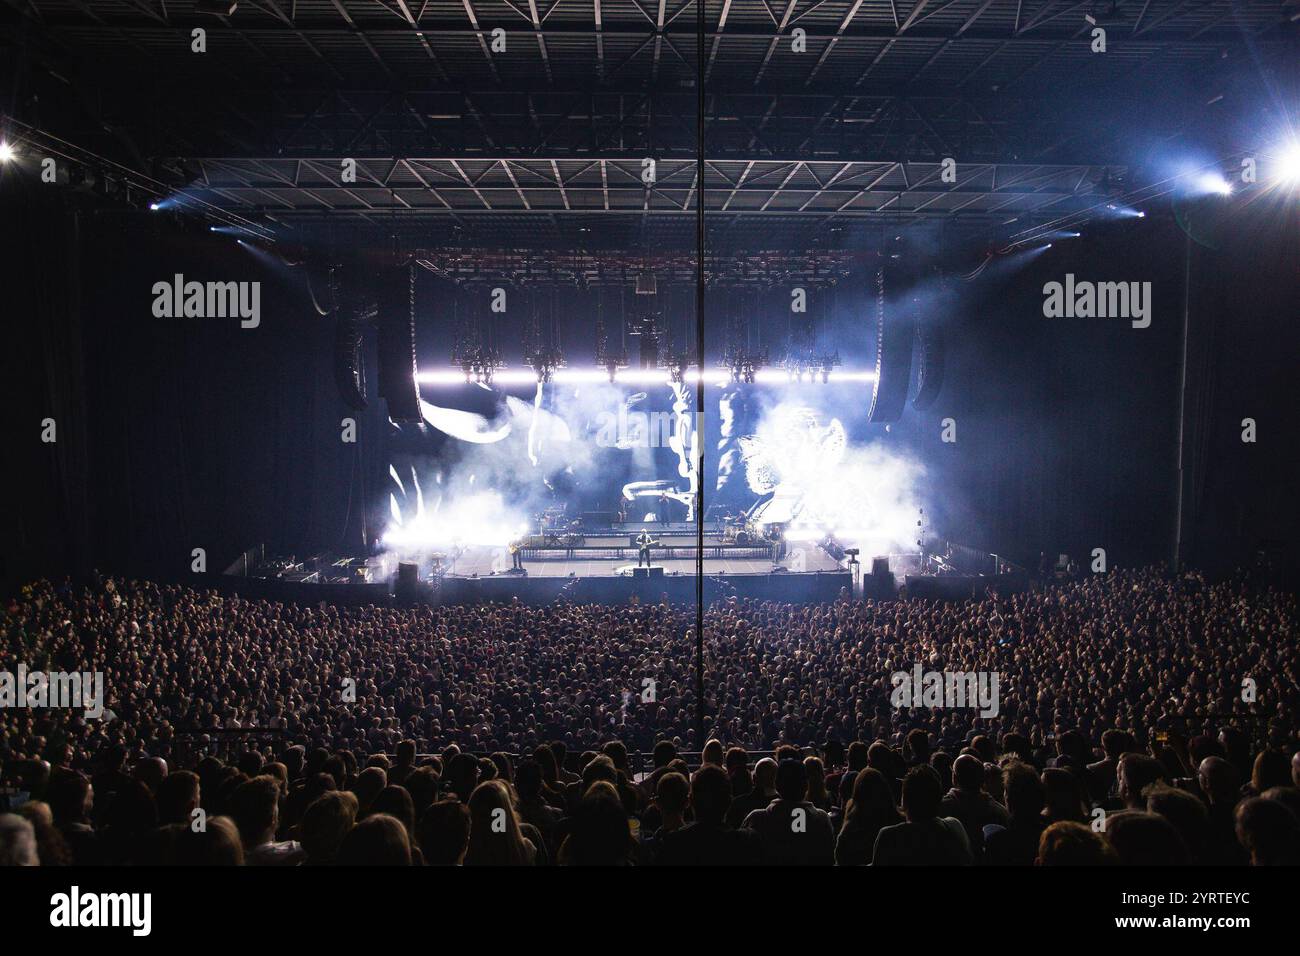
[410,535,851,604]
[445,549,843,578]
[217,537,1025,607]
[215,532,853,606]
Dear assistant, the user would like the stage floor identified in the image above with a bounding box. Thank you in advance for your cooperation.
[444,547,844,579]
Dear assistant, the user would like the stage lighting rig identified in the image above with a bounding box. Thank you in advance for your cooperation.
[451,316,503,386]
[454,349,504,385]
[524,307,565,383]
[525,344,565,384]
[774,290,841,383]
[811,351,842,384]
[776,345,841,384]
[665,352,689,384]
[723,344,769,384]
[719,301,767,384]
[627,311,668,369]
[594,313,627,383]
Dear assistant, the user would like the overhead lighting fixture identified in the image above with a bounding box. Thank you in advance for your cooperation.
[196,0,238,13]
[0,141,16,163]
[416,367,876,386]
[1275,141,1300,184]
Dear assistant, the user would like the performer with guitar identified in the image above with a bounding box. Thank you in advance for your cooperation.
[636,528,658,568]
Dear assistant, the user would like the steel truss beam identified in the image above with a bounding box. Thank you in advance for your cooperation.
[8,16,1279,44]
[186,155,1120,227]
[90,88,1146,168]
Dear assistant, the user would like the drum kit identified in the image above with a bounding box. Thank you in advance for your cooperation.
[723,514,755,545]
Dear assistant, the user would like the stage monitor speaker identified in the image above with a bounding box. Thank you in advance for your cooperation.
[871,556,891,576]
[863,568,895,598]
[648,566,664,579]
[377,264,422,424]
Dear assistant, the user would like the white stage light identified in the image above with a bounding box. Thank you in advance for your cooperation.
[416,367,875,387]
[1276,142,1300,184]
[0,141,15,163]
[1197,172,1233,196]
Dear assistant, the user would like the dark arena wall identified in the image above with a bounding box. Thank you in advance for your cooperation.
[6,199,389,585]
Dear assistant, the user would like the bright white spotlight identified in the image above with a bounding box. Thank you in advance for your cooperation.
[149,202,162,211]
[0,141,15,163]
[1197,172,1233,196]
[1276,142,1300,183]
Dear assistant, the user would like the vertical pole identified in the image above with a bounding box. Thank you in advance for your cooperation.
[1173,230,1192,570]
[694,0,707,751]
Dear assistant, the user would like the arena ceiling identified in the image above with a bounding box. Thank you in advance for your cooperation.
[3,0,1298,258]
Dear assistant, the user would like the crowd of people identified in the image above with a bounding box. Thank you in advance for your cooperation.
[1,567,1297,865]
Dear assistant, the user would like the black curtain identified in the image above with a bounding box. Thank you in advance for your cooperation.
[896,220,1186,569]
[3,179,93,587]
[6,190,387,587]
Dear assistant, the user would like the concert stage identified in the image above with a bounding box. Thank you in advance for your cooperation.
[448,521,843,578]
[219,527,853,606]
[217,530,1031,606]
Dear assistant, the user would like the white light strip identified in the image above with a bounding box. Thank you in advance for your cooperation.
[416,368,876,386]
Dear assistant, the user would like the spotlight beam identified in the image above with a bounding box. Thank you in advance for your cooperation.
[0,116,274,240]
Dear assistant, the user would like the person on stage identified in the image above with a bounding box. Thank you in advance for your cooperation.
[636,528,655,568]
[510,538,524,571]
[658,492,671,526]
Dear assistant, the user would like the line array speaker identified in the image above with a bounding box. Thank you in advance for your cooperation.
[867,266,914,424]
[912,322,945,411]
[377,263,422,424]
[333,306,367,411]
